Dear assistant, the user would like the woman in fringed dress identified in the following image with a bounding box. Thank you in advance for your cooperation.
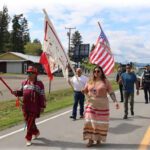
[82,66,119,147]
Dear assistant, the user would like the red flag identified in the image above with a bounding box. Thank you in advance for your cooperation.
[40,52,53,80]
[89,23,115,76]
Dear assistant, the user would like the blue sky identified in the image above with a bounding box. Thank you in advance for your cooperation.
[0,0,150,63]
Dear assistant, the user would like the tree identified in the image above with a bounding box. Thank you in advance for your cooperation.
[24,39,42,56]
[0,6,10,53]
[21,17,30,45]
[69,30,83,60]
[90,44,95,52]
[10,14,30,53]
[71,30,82,47]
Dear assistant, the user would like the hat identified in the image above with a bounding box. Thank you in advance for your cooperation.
[26,66,38,75]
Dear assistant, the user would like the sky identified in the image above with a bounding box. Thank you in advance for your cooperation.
[0,0,150,64]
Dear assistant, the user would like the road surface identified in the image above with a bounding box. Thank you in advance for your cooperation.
[0,75,70,101]
[0,73,115,101]
[0,90,150,150]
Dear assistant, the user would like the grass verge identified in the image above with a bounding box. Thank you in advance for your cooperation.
[0,80,118,131]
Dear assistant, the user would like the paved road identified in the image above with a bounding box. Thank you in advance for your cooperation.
[0,90,150,150]
[0,73,115,101]
[0,74,70,101]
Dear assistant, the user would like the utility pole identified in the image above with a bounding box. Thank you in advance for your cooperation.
[65,27,76,58]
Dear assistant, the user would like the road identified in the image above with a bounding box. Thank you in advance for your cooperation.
[0,74,70,101]
[0,90,150,150]
[0,73,115,101]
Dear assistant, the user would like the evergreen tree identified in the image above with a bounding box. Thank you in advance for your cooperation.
[10,14,30,53]
[0,6,10,53]
[69,30,83,60]
[21,17,30,45]
[90,44,95,52]
[71,30,82,47]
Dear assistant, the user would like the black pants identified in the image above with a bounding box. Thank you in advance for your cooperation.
[143,84,150,103]
[72,91,85,119]
[119,84,124,102]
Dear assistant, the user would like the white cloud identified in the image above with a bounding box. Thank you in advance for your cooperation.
[0,0,150,63]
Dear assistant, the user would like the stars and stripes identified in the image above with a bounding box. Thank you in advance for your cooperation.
[89,23,115,76]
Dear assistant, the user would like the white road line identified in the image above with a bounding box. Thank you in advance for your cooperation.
[0,109,72,140]
[0,91,119,140]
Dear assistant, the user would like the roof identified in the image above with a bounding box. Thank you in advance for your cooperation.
[0,52,77,65]
[0,52,40,63]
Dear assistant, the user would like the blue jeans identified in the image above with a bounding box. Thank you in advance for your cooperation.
[72,91,85,119]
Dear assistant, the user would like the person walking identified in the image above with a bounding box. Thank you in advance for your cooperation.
[141,65,150,104]
[116,65,124,102]
[68,68,88,121]
[13,66,46,146]
[82,66,119,147]
[120,64,139,119]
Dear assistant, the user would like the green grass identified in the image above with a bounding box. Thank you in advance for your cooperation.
[0,80,118,131]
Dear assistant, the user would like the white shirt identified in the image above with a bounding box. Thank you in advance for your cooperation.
[70,75,88,91]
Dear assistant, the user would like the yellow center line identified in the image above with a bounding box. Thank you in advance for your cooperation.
[139,127,150,150]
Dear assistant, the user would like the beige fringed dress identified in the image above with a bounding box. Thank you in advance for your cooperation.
[83,79,113,142]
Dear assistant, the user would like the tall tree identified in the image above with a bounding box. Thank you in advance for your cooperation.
[10,14,30,53]
[0,5,10,53]
[71,30,82,47]
[90,44,95,52]
[21,17,30,45]
[69,30,83,60]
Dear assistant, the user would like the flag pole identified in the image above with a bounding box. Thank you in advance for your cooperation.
[49,80,51,94]
[42,9,80,84]
[0,77,14,96]
[98,22,102,31]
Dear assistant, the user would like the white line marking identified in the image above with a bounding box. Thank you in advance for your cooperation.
[0,110,72,140]
[0,91,119,140]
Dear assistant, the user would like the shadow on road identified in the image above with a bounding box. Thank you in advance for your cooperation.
[31,137,142,149]
[109,123,142,134]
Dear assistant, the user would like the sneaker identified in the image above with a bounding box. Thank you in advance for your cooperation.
[32,132,40,140]
[69,116,73,118]
[123,115,128,119]
[26,140,32,146]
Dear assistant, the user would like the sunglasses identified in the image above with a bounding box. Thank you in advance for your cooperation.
[27,72,35,75]
[94,70,100,73]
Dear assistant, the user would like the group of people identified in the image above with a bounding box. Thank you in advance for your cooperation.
[2,63,149,147]
[69,66,119,147]
[116,64,150,119]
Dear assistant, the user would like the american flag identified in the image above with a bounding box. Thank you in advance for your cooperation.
[89,23,115,76]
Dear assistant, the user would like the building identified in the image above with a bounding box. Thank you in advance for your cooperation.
[0,52,43,74]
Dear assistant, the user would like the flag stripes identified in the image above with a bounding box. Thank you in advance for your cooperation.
[89,23,115,76]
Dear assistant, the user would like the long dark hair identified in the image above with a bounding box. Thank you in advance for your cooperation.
[88,66,106,84]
